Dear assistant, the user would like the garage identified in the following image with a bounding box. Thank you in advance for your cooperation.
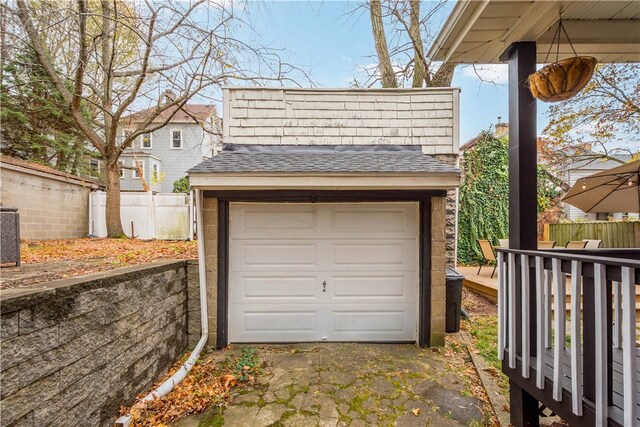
[228,202,419,343]
[188,119,461,348]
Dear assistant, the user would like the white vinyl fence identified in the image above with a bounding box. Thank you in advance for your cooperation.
[89,191,194,240]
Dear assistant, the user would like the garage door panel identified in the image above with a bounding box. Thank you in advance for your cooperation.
[331,209,406,232]
[232,205,318,239]
[331,275,414,301]
[232,242,319,271]
[232,275,320,302]
[330,305,417,341]
[229,306,320,342]
[329,240,417,270]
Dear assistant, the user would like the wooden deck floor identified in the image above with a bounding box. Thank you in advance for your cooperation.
[458,266,640,314]
[458,266,498,300]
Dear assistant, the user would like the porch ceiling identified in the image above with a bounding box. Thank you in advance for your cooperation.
[428,0,640,64]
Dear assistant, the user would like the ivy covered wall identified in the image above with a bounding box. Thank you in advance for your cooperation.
[457,131,560,265]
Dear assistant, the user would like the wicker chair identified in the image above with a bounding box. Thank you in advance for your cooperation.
[583,239,602,249]
[477,239,497,278]
[566,240,588,249]
[537,241,556,249]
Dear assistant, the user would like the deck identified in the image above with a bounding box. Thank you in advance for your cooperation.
[497,249,640,427]
[459,264,640,314]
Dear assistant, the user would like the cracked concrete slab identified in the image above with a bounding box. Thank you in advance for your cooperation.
[172,343,488,427]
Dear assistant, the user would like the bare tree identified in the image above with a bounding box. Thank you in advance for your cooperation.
[9,0,306,236]
[361,0,455,88]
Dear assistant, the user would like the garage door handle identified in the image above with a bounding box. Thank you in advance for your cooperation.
[322,281,326,292]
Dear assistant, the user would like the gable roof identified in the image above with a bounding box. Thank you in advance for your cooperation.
[122,104,216,124]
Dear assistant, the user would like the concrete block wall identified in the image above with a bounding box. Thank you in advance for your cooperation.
[0,167,92,240]
[435,154,459,266]
[224,88,460,153]
[202,197,218,346]
[0,261,196,427]
[430,196,447,346]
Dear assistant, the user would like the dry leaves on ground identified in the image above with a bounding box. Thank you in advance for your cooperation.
[2,238,198,288]
[21,238,197,264]
[121,352,250,427]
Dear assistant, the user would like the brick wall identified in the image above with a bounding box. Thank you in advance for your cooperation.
[0,166,92,240]
[0,261,199,427]
[224,88,460,154]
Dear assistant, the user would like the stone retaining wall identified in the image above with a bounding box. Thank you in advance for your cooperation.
[0,260,201,426]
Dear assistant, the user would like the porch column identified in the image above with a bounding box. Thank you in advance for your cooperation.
[501,41,537,250]
[500,41,539,427]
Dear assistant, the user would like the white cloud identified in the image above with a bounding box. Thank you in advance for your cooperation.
[461,64,508,85]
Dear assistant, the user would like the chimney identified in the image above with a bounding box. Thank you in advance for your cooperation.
[495,116,509,137]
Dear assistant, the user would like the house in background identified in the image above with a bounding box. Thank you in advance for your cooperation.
[552,149,638,221]
[119,104,221,192]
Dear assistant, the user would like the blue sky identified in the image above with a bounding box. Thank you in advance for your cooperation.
[233,1,551,143]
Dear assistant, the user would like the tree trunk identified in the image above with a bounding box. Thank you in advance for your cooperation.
[105,159,125,237]
[431,62,456,87]
[370,0,397,88]
[409,0,425,88]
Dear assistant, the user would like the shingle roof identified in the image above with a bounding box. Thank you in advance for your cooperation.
[188,145,459,175]
[122,104,215,123]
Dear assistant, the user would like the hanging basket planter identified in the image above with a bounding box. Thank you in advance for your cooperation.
[527,15,598,103]
[528,56,597,102]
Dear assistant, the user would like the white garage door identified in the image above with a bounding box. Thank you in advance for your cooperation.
[228,202,419,343]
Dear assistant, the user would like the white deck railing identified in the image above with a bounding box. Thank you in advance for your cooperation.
[497,249,639,426]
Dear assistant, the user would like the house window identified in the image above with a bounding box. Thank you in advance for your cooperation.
[140,133,152,149]
[90,159,101,177]
[119,160,125,178]
[171,129,183,149]
[133,160,144,179]
[151,162,160,182]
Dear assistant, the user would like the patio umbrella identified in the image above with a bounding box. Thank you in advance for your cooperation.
[562,159,640,213]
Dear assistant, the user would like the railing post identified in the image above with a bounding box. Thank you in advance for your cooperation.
[594,263,609,425]
[498,251,506,360]
[582,273,596,406]
[521,254,531,378]
[570,260,583,416]
[552,258,566,402]
[535,256,545,389]
[509,252,517,369]
[621,267,637,426]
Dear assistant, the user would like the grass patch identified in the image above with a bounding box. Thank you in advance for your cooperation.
[465,316,509,394]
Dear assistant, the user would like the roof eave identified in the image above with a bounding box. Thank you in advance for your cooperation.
[189,172,460,191]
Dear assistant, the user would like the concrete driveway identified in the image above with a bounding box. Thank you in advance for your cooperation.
[175,343,486,427]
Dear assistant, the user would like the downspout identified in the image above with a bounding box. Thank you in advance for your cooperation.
[115,189,209,427]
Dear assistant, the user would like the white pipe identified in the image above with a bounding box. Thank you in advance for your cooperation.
[115,189,209,427]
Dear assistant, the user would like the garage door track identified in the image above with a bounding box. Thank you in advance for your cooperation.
[176,343,486,427]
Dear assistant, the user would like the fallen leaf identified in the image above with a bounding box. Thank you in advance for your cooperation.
[411,408,420,416]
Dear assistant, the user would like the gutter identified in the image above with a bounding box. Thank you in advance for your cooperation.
[114,189,209,427]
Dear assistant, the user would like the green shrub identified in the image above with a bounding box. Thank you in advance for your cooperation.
[173,176,190,193]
